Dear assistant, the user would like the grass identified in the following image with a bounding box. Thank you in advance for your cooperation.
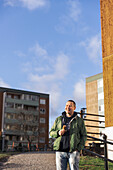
[79,156,113,170]
[0,151,20,161]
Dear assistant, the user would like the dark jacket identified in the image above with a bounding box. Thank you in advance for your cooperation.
[50,112,87,152]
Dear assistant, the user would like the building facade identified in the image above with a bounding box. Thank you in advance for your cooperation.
[86,73,105,146]
[0,87,49,151]
[100,0,113,160]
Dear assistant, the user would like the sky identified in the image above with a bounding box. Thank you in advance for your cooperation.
[0,0,102,129]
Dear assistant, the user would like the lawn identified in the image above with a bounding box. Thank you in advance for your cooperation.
[0,152,20,161]
[79,156,113,170]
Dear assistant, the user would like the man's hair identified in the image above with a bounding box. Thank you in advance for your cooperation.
[67,100,76,107]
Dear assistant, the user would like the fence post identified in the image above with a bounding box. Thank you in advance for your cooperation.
[103,134,108,170]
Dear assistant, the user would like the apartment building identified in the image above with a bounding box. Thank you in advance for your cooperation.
[86,73,105,145]
[0,87,49,151]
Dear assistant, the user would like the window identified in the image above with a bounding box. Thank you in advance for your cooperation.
[24,105,28,110]
[15,104,22,109]
[28,125,32,131]
[5,136,9,140]
[6,125,11,130]
[23,94,39,101]
[12,136,16,141]
[99,106,101,111]
[7,94,12,98]
[20,136,23,141]
[5,113,14,119]
[28,106,34,111]
[36,107,39,111]
[13,113,17,119]
[20,125,24,130]
[5,113,7,118]
[31,95,39,101]
[40,118,45,123]
[14,95,20,99]
[40,99,46,105]
[8,114,13,119]
[18,114,23,120]
[11,125,17,130]
[40,108,46,114]
[98,92,104,100]
[40,128,45,133]
[34,116,38,121]
[39,137,45,143]
[24,105,38,111]
[24,94,29,100]
[6,102,14,108]
[33,126,38,131]
[29,115,33,121]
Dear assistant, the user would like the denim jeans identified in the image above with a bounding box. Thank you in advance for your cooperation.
[56,151,80,170]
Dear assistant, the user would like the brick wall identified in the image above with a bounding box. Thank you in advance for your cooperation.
[100,0,113,127]
[39,97,49,147]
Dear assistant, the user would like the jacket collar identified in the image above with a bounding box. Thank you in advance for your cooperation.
[62,111,77,118]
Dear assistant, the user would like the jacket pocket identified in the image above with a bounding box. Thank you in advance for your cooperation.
[53,136,62,150]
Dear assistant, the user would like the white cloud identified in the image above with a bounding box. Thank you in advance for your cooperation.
[34,65,51,73]
[22,62,32,73]
[55,0,81,33]
[68,0,81,22]
[73,79,85,103]
[21,0,47,10]
[22,46,70,111]
[0,78,10,88]
[29,43,47,58]
[4,0,16,6]
[27,53,69,84]
[80,34,102,64]
[54,53,69,79]
[14,51,26,57]
[21,43,51,75]
[4,0,48,10]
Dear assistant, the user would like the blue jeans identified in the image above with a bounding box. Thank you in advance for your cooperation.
[56,151,80,170]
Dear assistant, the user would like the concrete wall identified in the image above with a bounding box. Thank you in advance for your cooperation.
[105,127,113,160]
[0,92,3,136]
[86,80,100,145]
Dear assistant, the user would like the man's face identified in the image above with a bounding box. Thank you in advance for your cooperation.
[65,101,76,116]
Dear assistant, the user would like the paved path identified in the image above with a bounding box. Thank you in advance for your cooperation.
[0,152,56,170]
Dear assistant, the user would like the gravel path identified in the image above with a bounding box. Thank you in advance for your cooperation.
[0,152,56,170]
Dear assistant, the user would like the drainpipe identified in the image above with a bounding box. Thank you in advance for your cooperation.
[2,92,6,152]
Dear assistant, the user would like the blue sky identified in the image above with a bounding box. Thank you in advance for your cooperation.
[0,0,102,128]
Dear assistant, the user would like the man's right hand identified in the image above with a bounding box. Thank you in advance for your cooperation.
[58,129,66,136]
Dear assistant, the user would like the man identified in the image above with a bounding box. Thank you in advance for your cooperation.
[50,100,87,170]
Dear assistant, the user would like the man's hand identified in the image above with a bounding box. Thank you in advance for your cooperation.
[59,129,66,136]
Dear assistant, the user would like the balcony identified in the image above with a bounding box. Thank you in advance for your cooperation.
[4,118,39,126]
[4,129,24,135]
[5,108,39,116]
[4,130,39,136]
[6,97,39,106]
[4,118,21,125]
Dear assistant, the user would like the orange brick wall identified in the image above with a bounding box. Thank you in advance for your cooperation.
[39,97,49,147]
[100,0,113,127]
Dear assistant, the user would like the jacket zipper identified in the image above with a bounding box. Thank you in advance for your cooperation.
[69,115,77,152]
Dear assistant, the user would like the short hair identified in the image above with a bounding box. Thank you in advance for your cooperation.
[67,100,76,107]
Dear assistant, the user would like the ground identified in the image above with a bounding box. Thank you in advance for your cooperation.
[0,152,56,170]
